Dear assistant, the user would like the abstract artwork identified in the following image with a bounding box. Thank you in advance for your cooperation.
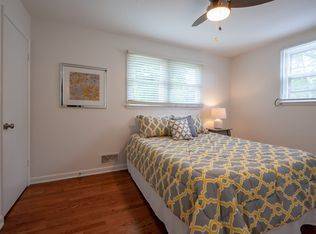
[60,63,107,108]
[69,72,100,101]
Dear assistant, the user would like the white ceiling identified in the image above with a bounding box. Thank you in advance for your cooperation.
[22,0,316,57]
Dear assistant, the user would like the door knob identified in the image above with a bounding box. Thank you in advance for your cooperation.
[3,123,14,130]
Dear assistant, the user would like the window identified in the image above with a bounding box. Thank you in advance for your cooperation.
[127,53,202,107]
[281,40,316,102]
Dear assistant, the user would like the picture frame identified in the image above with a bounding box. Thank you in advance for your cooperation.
[60,63,107,109]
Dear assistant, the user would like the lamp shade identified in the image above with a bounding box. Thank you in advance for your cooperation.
[211,108,227,119]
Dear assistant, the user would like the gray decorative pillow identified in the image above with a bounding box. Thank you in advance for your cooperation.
[169,118,193,140]
[171,115,197,137]
[192,115,204,134]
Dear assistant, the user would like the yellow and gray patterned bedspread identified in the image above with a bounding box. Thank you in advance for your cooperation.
[126,133,316,234]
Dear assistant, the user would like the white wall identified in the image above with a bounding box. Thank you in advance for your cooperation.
[0,0,30,228]
[30,20,231,180]
[3,0,30,39]
[230,28,316,154]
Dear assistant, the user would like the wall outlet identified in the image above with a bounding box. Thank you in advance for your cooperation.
[101,154,118,164]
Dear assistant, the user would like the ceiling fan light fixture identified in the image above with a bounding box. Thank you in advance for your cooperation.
[207,0,231,22]
[192,0,274,27]
[207,7,230,21]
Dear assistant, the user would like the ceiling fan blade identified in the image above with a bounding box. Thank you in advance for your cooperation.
[230,0,274,8]
[192,13,207,27]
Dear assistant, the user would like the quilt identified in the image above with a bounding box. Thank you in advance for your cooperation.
[126,133,316,233]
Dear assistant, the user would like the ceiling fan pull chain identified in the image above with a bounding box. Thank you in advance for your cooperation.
[215,22,223,31]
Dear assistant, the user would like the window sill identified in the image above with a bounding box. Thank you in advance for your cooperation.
[125,103,203,108]
[275,98,316,106]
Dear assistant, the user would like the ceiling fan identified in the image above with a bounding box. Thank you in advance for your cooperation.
[192,0,274,26]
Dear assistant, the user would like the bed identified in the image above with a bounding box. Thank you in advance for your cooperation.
[126,132,316,234]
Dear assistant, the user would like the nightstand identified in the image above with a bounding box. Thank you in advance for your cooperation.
[208,128,232,136]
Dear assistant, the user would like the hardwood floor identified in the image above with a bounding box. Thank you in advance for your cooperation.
[0,170,167,234]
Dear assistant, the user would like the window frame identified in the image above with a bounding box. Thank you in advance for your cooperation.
[279,40,316,105]
[125,51,203,108]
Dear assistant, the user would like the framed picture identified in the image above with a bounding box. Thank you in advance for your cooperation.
[60,63,107,109]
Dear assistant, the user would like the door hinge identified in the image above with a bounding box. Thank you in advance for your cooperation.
[27,53,30,61]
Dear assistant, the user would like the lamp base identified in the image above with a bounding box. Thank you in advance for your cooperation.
[214,119,223,129]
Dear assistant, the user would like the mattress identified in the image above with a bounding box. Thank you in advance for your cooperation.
[126,133,316,233]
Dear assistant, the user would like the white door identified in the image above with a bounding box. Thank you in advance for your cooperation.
[2,16,29,215]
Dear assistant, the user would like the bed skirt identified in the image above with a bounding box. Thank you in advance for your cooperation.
[127,160,316,234]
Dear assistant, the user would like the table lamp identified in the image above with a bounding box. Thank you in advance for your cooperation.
[211,108,226,129]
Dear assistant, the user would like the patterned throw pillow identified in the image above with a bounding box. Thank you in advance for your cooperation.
[136,115,171,138]
[171,115,197,137]
[192,115,205,134]
[169,118,193,140]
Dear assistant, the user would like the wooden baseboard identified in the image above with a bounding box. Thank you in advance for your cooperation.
[30,164,127,184]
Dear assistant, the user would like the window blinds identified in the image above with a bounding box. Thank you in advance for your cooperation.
[127,53,202,106]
